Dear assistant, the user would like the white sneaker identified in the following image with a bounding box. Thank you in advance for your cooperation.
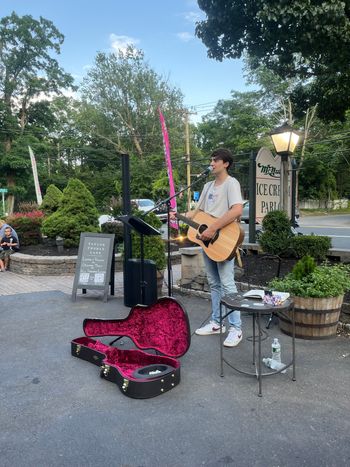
[223,328,242,347]
[195,321,226,335]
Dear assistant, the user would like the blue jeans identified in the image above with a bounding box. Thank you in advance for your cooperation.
[202,252,241,330]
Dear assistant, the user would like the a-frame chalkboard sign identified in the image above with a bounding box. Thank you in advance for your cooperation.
[71,233,115,302]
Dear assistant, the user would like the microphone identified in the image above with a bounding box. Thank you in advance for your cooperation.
[197,166,213,178]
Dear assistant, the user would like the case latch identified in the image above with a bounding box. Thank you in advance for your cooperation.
[101,364,110,377]
[122,378,129,392]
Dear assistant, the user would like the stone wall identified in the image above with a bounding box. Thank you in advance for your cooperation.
[9,251,181,276]
[179,246,243,292]
[299,198,348,210]
[10,253,124,276]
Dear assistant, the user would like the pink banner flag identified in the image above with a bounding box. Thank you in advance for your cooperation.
[158,108,178,230]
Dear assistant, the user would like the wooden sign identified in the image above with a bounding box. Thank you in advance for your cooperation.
[72,233,115,302]
[255,147,291,223]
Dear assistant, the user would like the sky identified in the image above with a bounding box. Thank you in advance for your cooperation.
[1,0,253,122]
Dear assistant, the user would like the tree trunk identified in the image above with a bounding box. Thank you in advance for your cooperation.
[3,136,15,214]
[6,174,15,214]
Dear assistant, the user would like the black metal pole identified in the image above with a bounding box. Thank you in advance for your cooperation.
[249,151,257,243]
[121,153,132,307]
[291,158,297,228]
[140,234,146,304]
[110,243,115,296]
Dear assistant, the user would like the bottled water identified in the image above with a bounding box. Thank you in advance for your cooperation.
[271,338,281,363]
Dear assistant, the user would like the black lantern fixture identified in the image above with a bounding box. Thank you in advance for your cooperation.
[270,122,300,216]
[270,122,300,157]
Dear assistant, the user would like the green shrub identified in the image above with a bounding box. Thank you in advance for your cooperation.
[41,184,63,216]
[290,255,316,280]
[269,260,350,298]
[42,179,99,247]
[290,235,331,261]
[131,211,166,270]
[101,221,124,244]
[259,210,294,256]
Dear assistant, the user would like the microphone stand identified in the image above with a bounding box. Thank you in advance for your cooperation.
[148,171,212,297]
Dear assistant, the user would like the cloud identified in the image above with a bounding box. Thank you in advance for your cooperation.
[184,11,202,23]
[109,34,140,53]
[177,32,194,42]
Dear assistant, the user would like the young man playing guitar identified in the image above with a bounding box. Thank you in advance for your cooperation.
[176,148,244,347]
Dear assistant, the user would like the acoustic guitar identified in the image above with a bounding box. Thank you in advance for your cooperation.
[176,211,245,263]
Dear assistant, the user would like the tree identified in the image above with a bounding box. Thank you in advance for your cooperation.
[196,0,350,121]
[41,178,99,247]
[196,91,272,153]
[0,12,74,211]
[40,184,63,216]
[81,46,185,158]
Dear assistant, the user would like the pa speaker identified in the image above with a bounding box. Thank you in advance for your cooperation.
[124,258,157,307]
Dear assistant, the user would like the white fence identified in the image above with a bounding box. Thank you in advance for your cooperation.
[299,199,348,210]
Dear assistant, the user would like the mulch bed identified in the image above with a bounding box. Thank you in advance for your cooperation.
[239,254,298,288]
[19,244,79,256]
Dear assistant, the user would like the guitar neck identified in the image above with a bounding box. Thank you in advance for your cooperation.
[176,213,200,230]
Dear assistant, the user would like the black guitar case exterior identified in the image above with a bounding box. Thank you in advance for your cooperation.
[71,297,191,398]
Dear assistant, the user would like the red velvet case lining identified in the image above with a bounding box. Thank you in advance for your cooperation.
[83,297,190,358]
[73,336,179,380]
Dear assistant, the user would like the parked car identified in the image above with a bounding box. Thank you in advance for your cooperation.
[131,199,167,222]
[131,198,155,213]
[241,201,250,223]
[241,201,300,226]
[98,214,115,227]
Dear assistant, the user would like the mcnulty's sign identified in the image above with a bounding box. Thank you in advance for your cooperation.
[255,147,291,223]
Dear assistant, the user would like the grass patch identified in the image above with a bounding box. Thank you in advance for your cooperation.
[300,206,350,216]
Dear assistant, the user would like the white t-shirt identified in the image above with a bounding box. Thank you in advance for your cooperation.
[197,176,243,218]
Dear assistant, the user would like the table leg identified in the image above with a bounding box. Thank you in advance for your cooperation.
[220,303,224,377]
[292,305,296,381]
[257,310,262,397]
[252,313,256,365]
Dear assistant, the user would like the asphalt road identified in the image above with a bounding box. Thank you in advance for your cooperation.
[2,290,350,466]
[163,214,350,249]
[294,214,350,249]
[242,214,350,249]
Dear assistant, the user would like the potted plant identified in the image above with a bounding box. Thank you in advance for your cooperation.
[269,255,350,339]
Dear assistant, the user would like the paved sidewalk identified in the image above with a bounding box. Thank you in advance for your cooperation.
[0,264,182,298]
[1,287,350,466]
[1,263,350,466]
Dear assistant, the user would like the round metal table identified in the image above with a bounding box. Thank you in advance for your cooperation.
[220,294,296,396]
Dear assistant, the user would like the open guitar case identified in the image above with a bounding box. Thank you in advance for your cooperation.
[71,297,191,399]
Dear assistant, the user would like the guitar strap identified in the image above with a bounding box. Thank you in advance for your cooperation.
[198,181,214,211]
[226,179,244,268]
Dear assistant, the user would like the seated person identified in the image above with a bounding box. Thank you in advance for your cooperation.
[0,219,18,242]
[0,226,19,271]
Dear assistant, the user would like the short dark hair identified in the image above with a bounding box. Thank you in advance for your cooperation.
[210,148,233,169]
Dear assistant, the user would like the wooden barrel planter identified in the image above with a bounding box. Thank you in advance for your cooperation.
[279,295,344,339]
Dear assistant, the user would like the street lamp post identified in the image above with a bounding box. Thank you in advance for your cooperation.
[270,123,300,216]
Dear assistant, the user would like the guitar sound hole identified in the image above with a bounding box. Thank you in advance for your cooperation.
[196,224,211,246]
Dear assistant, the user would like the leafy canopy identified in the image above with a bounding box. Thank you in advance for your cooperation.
[196,1,350,120]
